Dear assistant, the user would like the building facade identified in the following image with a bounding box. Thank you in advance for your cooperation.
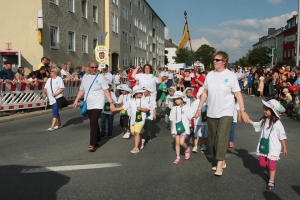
[164,38,177,68]
[0,0,165,72]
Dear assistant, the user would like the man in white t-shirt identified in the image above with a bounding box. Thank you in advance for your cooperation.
[167,69,174,87]
[235,67,245,90]
[61,63,74,80]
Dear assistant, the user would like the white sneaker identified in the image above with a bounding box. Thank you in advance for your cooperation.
[47,128,55,132]
[140,139,145,149]
[130,148,140,154]
[192,146,198,153]
[54,125,62,130]
[122,131,131,139]
[201,144,207,151]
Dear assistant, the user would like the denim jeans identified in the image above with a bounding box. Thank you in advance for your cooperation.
[101,113,114,136]
[229,122,236,142]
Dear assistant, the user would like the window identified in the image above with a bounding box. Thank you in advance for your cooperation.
[130,23,132,37]
[112,0,118,5]
[50,25,59,49]
[50,0,58,5]
[284,50,286,58]
[288,49,290,57]
[123,54,128,66]
[134,15,137,27]
[143,5,146,15]
[122,31,128,43]
[130,2,132,15]
[139,1,143,11]
[93,5,98,22]
[112,13,118,33]
[67,0,74,12]
[82,0,87,18]
[68,31,75,51]
[93,38,98,49]
[122,7,128,20]
[82,35,88,53]
[134,36,138,47]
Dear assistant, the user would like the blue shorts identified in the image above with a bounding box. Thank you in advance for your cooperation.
[51,102,60,118]
[194,125,208,138]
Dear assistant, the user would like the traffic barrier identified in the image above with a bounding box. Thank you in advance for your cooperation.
[0,82,48,111]
[0,80,82,112]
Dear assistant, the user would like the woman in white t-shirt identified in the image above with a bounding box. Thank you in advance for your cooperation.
[73,60,116,152]
[195,51,249,176]
[42,67,65,132]
[132,64,162,98]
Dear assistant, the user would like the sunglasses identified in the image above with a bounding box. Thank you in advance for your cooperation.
[90,66,98,69]
[213,59,223,62]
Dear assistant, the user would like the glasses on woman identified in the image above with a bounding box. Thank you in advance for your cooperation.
[213,59,223,62]
[90,66,98,69]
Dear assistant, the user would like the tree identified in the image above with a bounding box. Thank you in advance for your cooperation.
[164,50,169,66]
[173,47,192,66]
[194,44,216,70]
[247,47,270,66]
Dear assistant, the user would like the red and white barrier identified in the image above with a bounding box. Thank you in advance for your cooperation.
[0,80,82,112]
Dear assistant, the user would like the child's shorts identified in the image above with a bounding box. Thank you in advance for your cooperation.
[130,123,144,133]
[120,115,130,127]
[144,119,153,131]
[194,125,208,138]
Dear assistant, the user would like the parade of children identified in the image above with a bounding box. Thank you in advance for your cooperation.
[113,85,150,153]
[247,99,287,190]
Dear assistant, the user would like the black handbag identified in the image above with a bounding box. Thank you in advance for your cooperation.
[50,78,68,109]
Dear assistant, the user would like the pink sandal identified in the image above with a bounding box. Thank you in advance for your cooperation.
[173,157,181,164]
[185,147,191,160]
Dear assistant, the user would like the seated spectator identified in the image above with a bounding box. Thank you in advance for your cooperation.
[0,61,17,85]
[15,67,26,83]
[72,65,83,81]
[60,63,74,80]
[35,66,48,83]
[26,71,38,86]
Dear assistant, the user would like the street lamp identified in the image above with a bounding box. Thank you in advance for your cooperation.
[258,33,278,65]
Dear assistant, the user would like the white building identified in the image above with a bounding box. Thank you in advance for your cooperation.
[164,38,177,68]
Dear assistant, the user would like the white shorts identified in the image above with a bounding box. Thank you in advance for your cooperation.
[194,125,208,138]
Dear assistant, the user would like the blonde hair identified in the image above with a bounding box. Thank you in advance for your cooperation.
[86,60,98,75]
[212,51,229,68]
[51,66,60,74]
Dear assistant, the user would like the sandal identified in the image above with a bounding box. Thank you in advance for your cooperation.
[87,145,95,152]
[267,182,275,190]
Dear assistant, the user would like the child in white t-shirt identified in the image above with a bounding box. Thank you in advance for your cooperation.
[142,85,157,143]
[116,84,132,139]
[169,91,195,164]
[114,85,150,153]
[184,87,195,134]
[191,87,208,153]
[248,99,287,190]
[229,97,241,148]
[101,83,117,138]
[165,86,176,130]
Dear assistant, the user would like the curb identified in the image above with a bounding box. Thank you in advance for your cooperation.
[0,104,78,123]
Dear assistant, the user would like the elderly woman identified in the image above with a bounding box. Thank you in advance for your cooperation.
[42,67,65,131]
[132,64,162,97]
[73,60,115,152]
[195,51,249,176]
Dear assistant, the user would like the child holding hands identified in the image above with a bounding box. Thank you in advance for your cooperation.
[247,100,287,190]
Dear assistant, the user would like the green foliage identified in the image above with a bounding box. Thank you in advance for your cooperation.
[173,47,192,65]
[194,44,216,69]
[248,46,270,66]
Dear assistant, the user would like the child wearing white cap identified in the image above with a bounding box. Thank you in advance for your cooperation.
[114,85,150,153]
[116,84,132,139]
[169,91,195,164]
[248,99,287,190]
[142,85,157,142]
[165,87,176,130]
[101,82,117,138]
[191,87,208,153]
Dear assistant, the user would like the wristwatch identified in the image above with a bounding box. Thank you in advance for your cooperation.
[241,110,246,112]
[109,102,113,104]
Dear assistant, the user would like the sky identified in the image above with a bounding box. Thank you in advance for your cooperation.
[147,0,298,62]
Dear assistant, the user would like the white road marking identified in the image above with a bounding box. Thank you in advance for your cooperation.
[20,163,122,174]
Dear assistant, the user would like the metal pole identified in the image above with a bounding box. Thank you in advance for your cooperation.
[184,11,194,66]
[297,0,300,66]
[275,36,278,65]
[271,48,274,66]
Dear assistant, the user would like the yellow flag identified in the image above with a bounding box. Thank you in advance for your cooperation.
[177,23,190,50]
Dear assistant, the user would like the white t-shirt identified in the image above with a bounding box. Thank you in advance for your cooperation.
[144,96,157,120]
[117,93,132,114]
[123,98,150,125]
[79,74,109,110]
[44,77,65,105]
[165,95,174,109]
[204,69,240,118]
[114,74,120,84]
[28,77,37,82]
[135,73,159,96]
[190,72,195,78]
[186,97,196,108]
[169,105,195,135]
[61,69,71,77]
[236,71,245,80]
[233,102,240,123]
[168,72,173,79]
[160,71,168,77]
[105,72,113,82]
[253,119,287,160]
[191,99,207,126]
[102,91,117,115]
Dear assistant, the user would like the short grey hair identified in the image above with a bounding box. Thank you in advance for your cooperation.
[51,66,60,74]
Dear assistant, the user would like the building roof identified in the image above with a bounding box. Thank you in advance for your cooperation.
[144,0,166,26]
[165,38,177,48]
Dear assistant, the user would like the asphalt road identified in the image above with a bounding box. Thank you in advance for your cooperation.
[0,94,299,200]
